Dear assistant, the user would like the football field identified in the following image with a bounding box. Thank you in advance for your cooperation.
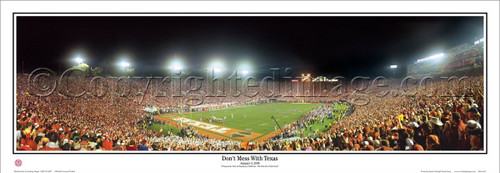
[155,102,347,141]
[183,103,322,134]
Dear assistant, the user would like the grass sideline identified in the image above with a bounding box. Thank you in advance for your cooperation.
[147,123,181,136]
[302,103,348,137]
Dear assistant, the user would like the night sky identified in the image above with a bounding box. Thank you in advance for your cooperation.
[16,16,484,78]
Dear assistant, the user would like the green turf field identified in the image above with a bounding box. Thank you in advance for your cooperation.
[147,123,181,136]
[302,103,348,137]
[181,103,323,134]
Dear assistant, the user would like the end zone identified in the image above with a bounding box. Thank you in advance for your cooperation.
[155,115,264,141]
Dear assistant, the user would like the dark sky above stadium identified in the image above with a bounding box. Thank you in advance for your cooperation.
[17,16,484,78]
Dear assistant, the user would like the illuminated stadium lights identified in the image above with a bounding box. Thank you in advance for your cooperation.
[238,62,251,76]
[241,70,249,75]
[173,65,182,70]
[389,64,398,76]
[474,38,485,45]
[208,60,225,73]
[416,53,445,63]
[168,59,183,71]
[75,57,83,64]
[120,61,130,68]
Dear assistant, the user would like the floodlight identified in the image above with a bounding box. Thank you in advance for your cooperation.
[241,70,249,75]
[209,60,224,73]
[173,65,182,70]
[390,65,398,69]
[168,59,183,71]
[416,53,445,63]
[121,62,130,68]
[75,57,83,64]
[238,62,252,76]
[474,38,485,45]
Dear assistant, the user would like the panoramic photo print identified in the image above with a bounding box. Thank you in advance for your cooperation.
[15,15,485,152]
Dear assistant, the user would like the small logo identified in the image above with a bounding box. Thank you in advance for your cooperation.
[15,159,22,167]
[231,131,252,138]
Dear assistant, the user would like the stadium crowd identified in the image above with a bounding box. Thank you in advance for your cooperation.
[16,74,242,151]
[255,75,484,151]
[16,71,484,151]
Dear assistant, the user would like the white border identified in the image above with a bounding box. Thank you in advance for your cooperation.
[11,12,488,154]
[1,1,499,173]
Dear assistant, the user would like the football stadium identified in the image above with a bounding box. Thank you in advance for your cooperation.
[15,16,484,152]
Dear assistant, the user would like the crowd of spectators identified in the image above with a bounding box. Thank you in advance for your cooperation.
[16,72,484,151]
[250,75,484,151]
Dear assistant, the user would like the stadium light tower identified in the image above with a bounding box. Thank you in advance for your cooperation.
[120,61,130,71]
[241,70,250,75]
[416,53,445,64]
[238,62,251,76]
[73,54,92,77]
[208,60,225,73]
[390,64,397,76]
[121,62,130,68]
[168,59,183,71]
[75,56,83,64]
